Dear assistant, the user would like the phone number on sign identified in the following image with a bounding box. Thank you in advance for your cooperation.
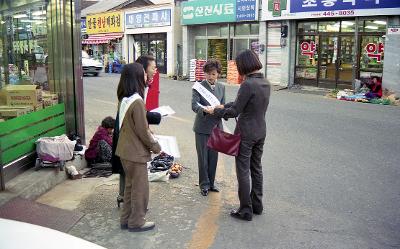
[322,10,355,17]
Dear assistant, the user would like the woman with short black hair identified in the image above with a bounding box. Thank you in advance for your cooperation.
[213,50,271,221]
[192,59,225,196]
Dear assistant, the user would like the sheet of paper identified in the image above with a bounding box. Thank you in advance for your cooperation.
[154,135,181,158]
[150,105,175,117]
[197,102,208,109]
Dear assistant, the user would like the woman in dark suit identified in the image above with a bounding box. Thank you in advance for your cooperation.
[192,59,225,196]
[213,50,271,221]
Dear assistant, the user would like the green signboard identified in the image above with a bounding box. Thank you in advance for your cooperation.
[181,0,236,25]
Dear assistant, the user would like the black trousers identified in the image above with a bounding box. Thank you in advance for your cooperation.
[195,133,218,190]
[235,137,265,215]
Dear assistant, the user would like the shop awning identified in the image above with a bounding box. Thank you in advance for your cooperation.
[82,33,124,45]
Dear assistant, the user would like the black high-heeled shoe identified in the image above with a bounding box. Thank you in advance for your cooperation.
[117,195,124,208]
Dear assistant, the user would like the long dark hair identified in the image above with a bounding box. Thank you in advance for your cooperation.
[117,63,146,102]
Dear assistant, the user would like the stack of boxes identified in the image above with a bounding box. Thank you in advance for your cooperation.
[0,85,59,120]
[195,59,206,82]
[227,60,243,84]
[189,59,197,82]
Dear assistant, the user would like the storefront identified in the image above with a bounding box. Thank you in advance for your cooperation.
[181,0,260,78]
[124,7,178,75]
[82,11,124,68]
[262,0,400,90]
[0,0,84,190]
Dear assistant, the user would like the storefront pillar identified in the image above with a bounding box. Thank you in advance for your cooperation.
[259,22,267,77]
[383,16,400,94]
[182,25,190,77]
[287,20,297,88]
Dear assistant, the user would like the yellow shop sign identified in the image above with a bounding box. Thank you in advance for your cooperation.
[86,12,123,34]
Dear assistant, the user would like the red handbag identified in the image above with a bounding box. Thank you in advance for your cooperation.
[207,124,241,156]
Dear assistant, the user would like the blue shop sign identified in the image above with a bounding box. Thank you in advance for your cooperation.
[291,0,400,13]
[81,19,86,29]
[81,18,86,33]
[236,0,258,21]
[126,9,171,29]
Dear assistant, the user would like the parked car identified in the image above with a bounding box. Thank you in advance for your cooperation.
[0,218,107,249]
[82,51,102,76]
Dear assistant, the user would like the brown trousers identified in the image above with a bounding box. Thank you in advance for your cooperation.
[120,159,149,228]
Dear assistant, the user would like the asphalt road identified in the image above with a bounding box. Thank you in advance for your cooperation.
[78,73,400,249]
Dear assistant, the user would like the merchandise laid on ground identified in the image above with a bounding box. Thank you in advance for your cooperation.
[328,88,399,106]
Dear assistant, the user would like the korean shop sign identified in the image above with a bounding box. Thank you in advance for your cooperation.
[86,12,123,34]
[365,42,384,63]
[300,41,316,58]
[126,9,171,29]
[181,0,258,25]
[262,0,400,20]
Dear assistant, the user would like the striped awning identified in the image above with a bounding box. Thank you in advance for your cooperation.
[82,33,124,45]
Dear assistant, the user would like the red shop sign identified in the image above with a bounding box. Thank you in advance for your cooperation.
[301,41,316,58]
[365,42,384,63]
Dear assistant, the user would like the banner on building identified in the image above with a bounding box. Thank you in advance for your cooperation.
[86,12,123,34]
[126,9,171,29]
[262,0,400,20]
[181,0,258,25]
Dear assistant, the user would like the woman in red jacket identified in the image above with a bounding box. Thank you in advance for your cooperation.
[85,116,115,166]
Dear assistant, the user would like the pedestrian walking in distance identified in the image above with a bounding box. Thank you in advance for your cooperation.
[213,50,271,221]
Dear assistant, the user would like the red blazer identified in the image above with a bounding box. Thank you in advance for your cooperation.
[146,70,160,111]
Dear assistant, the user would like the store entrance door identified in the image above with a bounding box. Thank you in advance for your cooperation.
[318,35,355,89]
[133,33,167,74]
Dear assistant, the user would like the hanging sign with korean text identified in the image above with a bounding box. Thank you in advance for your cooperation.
[262,0,400,20]
[181,0,258,25]
[125,9,171,29]
[86,12,123,34]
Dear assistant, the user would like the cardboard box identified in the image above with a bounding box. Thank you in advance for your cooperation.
[35,102,44,111]
[0,105,33,119]
[4,85,42,107]
[42,92,59,108]
[0,89,6,105]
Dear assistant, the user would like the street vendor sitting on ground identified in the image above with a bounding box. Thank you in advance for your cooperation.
[85,116,115,166]
[365,76,382,99]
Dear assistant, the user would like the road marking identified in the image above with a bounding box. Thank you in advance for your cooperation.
[185,157,236,249]
[168,115,192,124]
[92,98,117,106]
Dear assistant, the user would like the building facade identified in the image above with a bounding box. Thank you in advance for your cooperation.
[181,0,260,78]
[82,11,124,70]
[261,0,400,91]
[123,3,181,75]
[0,0,84,189]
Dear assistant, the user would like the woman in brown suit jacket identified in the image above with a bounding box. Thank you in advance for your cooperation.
[116,63,161,232]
